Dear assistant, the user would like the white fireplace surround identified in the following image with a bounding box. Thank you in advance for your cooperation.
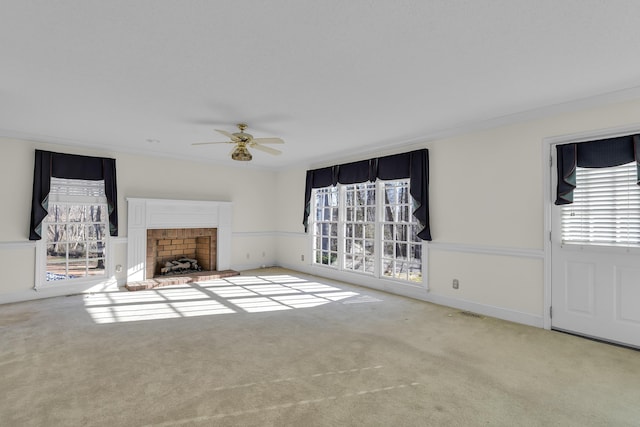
[126,198,232,283]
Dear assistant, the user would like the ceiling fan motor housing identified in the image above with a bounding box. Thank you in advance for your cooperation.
[231,146,252,161]
[233,132,252,142]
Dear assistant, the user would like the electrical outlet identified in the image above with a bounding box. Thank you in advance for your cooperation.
[246,253,250,260]
[452,279,459,289]
[301,254,305,261]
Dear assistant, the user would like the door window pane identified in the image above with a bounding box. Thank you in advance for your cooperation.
[561,162,640,248]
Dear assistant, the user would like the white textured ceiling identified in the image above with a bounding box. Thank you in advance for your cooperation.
[2,0,640,169]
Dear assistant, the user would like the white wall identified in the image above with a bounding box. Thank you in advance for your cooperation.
[3,97,640,323]
[0,138,278,302]
[0,139,36,242]
[275,98,640,327]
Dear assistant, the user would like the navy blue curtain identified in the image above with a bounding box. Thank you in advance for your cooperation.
[556,135,640,205]
[337,159,377,184]
[303,149,431,240]
[29,150,118,240]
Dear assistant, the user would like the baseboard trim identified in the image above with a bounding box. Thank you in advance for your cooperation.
[0,289,42,305]
[278,261,430,301]
[0,279,121,305]
[232,263,276,272]
[423,293,544,328]
[278,262,543,328]
[1,260,545,328]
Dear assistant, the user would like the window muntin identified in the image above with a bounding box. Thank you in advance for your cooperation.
[381,181,422,282]
[561,161,640,248]
[313,187,339,267]
[344,183,376,274]
[45,203,108,282]
[311,179,423,283]
[40,178,110,284]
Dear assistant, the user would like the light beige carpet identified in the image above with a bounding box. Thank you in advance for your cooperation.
[1,268,639,426]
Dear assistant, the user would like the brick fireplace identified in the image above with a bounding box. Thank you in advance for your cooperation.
[126,198,233,285]
[146,228,217,279]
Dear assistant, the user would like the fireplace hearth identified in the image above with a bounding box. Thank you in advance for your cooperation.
[124,269,239,291]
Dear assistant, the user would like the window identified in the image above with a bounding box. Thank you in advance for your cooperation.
[561,162,640,248]
[344,183,376,274]
[381,181,422,282]
[313,186,339,267]
[38,178,110,285]
[311,179,423,283]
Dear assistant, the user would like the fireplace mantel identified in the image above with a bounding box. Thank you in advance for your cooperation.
[126,198,232,283]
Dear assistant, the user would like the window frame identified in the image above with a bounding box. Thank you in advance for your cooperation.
[310,179,425,286]
[312,186,339,268]
[34,179,112,290]
[343,182,377,275]
[380,180,423,283]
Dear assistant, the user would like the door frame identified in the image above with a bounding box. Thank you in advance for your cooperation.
[542,122,640,331]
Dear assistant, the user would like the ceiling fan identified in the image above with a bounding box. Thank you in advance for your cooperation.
[192,123,284,161]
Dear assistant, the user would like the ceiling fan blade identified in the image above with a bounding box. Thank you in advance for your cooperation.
[252,137,284,144]
[191,141,231,146]
[251,144,282,155]
[215,129,240,141]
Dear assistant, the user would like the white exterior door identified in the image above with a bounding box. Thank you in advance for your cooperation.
[551,241,640,348]
[551,156,640,349]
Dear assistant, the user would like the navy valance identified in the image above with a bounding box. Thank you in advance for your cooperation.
[29,150,118,240]
[556,135,640,205]
[303,149,431,240]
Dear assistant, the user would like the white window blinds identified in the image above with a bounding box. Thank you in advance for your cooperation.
[561,162,640,247]
[49,178,106,203]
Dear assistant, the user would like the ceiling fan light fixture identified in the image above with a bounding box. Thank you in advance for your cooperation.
[192,123,283,161]
[231,146,252,161]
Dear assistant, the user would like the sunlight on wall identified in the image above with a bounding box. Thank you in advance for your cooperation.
[84,274,377,324]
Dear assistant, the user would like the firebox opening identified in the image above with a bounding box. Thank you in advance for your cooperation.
[146,228,217,279]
